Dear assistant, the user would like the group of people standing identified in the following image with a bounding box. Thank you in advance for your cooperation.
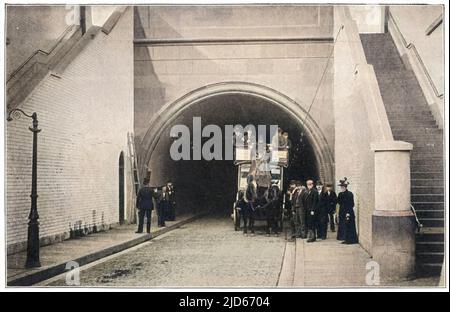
[135,178,176,234]
[233,171,358,245]
[286,177,358,244]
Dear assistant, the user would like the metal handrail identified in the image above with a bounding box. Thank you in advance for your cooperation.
[410,204,423,233]
[425,13,443,36]
[387,10,444,99]
[6,24,77,84]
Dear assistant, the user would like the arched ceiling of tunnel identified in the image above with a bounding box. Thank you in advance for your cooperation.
[175,93,304,131]
[149,93,316,161]
[146,93,320,215]
[148,93,319,187]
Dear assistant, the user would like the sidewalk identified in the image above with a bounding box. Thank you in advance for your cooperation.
[279,231,372,287]
[7,213,203,286]
[278,231,442,287]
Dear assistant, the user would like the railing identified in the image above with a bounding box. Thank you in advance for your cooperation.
[6,24,77,85]
[410,204,423,233]
[234,145,289,167]
[425,13,443,36]
[387,10,443,99]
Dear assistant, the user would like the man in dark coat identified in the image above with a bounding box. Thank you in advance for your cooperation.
[234,188,246,231]
[244,174,257,235]
[304,179,319,242]
[316,181,330,239]
[284,181,296,241]
[291,182,307,239]
[282,132,293,166]
[277,127,286,148]
[336,178,358,244]
[282,132,292,153]
[136,178,156,234]
[264,184,281,236]
[156,186,169,227]
[166,182,176,221]
[323,183,338,232]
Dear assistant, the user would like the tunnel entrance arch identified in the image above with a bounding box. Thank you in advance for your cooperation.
[140,82,334,186]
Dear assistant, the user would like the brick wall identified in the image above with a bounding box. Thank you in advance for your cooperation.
[6,7,134,254]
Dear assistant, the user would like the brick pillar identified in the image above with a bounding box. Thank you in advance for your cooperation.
[371,140,415,282]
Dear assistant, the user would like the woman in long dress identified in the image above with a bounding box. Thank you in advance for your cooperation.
[336,178,358,244]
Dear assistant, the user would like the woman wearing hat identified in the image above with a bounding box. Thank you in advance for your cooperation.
[336,178,358,244]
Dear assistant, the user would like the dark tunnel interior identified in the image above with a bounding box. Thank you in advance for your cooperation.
[148,94,319,217]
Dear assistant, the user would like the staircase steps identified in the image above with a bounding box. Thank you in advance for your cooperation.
[416,241,445,252]
[360,32,445,277]
[412,202,444,210]
[411,172,444,179]
[395,136,443,143]
[411,186,445,195]
[391,129,441,136]
[411,194,444,202]
[388,117,437,124]
[410,154,444,161]
[417,218,444,228]
[415,210,444,219]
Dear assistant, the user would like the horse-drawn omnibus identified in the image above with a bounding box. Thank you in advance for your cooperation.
[232,145,289,232]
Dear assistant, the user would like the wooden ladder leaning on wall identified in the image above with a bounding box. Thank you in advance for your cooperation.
[127,132,141,223]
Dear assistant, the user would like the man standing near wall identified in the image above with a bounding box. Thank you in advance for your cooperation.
[136,178,155,234]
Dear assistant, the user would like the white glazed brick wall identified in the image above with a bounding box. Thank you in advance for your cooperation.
[6,8,134,253]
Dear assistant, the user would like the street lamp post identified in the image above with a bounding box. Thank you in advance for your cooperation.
[7,109,41,268]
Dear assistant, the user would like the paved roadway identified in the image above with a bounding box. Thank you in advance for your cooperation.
[43,214,440,288]
[46,215,286,287]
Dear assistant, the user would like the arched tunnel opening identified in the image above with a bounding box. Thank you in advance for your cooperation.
[147,94,320,218]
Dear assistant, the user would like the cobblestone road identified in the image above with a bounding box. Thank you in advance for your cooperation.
[47,215,286,287]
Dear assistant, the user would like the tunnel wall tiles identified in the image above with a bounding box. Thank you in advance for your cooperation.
[6,9,135,253]
[134,42,335,151]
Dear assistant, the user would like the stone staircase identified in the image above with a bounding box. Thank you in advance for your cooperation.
[6,25,82,110]
[360,33,445,276]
